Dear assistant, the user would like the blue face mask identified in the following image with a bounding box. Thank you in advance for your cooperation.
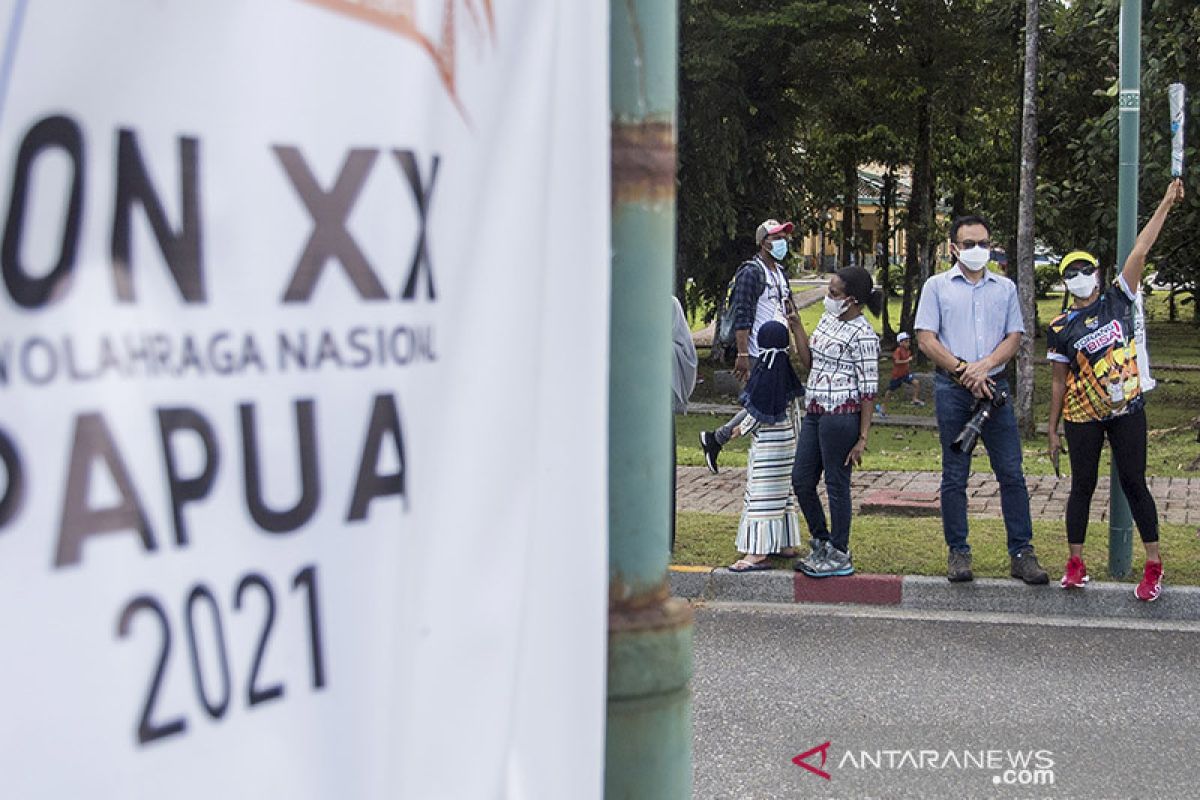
[769,238,789,260]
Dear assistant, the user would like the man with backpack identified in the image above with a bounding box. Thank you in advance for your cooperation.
[699,218,807,473]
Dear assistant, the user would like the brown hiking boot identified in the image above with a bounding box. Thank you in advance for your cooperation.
[947,550,973,582]
[1010,548,1049,585]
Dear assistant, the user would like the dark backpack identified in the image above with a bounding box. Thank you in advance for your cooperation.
[713,260,758,358]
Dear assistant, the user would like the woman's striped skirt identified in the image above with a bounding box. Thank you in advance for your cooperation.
[735,412,802,555]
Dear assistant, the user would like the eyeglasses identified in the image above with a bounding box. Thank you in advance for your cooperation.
[956,239,992,250]
[1062,265,1097,279]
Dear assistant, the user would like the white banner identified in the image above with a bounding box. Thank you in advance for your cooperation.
[0,2,610,798]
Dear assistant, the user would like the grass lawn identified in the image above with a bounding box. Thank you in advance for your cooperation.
[673,511,1200,584]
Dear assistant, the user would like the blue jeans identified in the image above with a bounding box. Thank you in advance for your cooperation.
[934,375,1034,556]
[791,412,861,553]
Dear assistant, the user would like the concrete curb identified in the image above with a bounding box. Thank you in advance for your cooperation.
[669,567,1200,622]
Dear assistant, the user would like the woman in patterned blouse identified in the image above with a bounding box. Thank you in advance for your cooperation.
[792,266,882,578]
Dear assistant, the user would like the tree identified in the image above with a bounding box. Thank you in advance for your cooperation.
[675,0,1200,344]
[866,0,1022,332]
[1137,0,1200,323]
[1035,0,1199,324]
[878,164,898,339]
[1014,0,1041,437]
[677,0,875,317]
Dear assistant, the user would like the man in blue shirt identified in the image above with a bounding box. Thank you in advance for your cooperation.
[914,215,1048,585]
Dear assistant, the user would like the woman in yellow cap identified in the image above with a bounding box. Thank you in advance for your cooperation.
[1046,178,1184,601]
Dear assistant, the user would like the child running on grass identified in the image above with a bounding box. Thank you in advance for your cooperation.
[727,321,810,571]
[876,331,923,417]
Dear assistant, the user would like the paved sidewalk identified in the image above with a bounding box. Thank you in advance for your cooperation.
[677,465,1200,525]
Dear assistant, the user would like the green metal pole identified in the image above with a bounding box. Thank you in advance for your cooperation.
[1111,0,1140,578]
[606,1,692,798]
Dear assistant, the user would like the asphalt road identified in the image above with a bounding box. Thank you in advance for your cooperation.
[691,603,1200,799]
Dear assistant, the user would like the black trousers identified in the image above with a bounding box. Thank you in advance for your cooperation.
[1063,406,1158,545]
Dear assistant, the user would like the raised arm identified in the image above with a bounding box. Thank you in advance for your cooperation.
[1122,179,1185,291]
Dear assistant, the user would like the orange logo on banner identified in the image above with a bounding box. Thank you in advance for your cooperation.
[303,0,494,116]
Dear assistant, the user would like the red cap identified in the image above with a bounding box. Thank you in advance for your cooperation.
[756,219,795,245]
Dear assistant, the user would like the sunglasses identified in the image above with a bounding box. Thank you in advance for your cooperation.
[955,239,992,250]
[1062,265,1097,279]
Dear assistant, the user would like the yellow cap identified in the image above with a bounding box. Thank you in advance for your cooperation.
[1059,250,1098,274]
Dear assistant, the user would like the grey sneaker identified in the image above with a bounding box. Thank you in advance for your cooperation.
[947,549,974,582]
[803,546,854,578]
[794,538,830,572]
[1010,548,1049,585]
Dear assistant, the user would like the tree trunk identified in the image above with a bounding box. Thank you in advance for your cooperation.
[1005,0,1024,287]
[880,166,895,340]
[923,171,938,285]
[842,157,857,267]
[950,98,967,220]
[901,93,934,333]
[1000,0,1023,392]
[1014,0,1040,438]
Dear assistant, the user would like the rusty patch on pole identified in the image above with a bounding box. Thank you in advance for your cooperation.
[609,575,669,612]
[609,576,692,636]
[611,120,676,204]
[609,594,693,636]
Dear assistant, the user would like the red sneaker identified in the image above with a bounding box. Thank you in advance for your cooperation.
[1060,556,1089,589]
[1134,561,1164,602]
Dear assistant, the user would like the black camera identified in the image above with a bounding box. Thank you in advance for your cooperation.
[951,389,1010,455]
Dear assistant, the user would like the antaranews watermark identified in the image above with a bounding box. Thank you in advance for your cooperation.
[794,742,1056,788]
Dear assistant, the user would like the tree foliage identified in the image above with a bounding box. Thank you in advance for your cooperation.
[1036,0,1200,319]
[677,0,874,312]
[678,0,1200,324]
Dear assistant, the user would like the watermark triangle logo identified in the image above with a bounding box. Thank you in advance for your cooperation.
[792,741,832,780]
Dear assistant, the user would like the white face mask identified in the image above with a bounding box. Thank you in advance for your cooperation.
[769,238,789,260]
[1065,272,1098,298]
[956,246,991,272]
[824,295,848,317]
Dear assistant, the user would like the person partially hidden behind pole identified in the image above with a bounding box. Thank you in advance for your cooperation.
[914,216,1049,585]
[1047,179,1185,601]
